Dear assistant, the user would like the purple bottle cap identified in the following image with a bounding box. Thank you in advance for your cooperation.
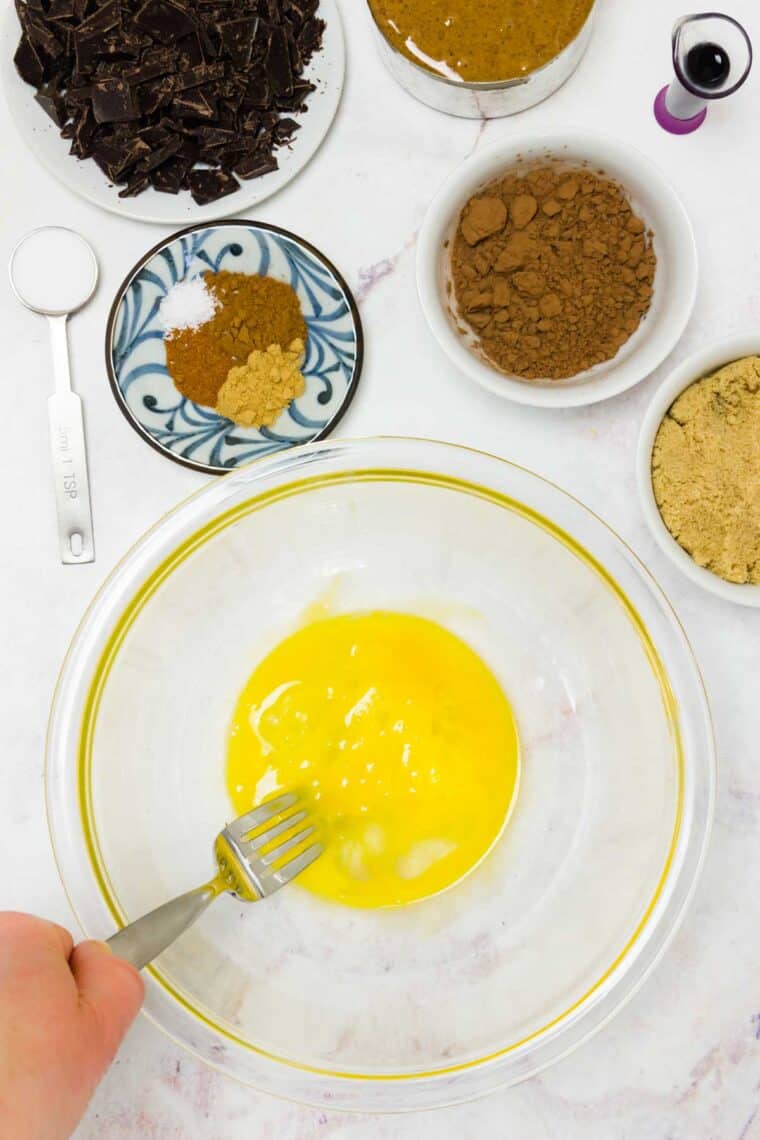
[653,85,707,135]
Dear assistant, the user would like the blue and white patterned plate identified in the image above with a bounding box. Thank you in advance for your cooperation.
[106,222,363,474]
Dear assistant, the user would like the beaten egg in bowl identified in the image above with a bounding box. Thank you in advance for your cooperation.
[227,611,520,907]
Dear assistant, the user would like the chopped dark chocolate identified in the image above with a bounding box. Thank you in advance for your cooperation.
[91,138,136,181]
[137,76,174,116]
[218,16,258,67]
[174,62,225,91]
[139,133,184,171]
[235,151,278,180]
[34,81,68,125]
[92,76,139,122]
[121,48,175,83]
[187,168,237,206]
[76,0,121,37]
[150,154,192,193]
[64,83,94,107]
[176,31,204,68]
[14,35,46,87]
[298,13,324,59]
[272,116,299,143]
[172,89,217,120]
[74,28,106,71]
[26,14,65,59]
[277,77,314,111]
[133,0,195,40]
[245,75,271,109]
[14,0,326,204]
[48,0,76,20]
[118,171,150,197]
[266,24,293,98]
[193,124,236,150]
[69,101,97,155]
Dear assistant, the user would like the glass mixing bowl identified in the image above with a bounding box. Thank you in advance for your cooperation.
[46,438,714,1111]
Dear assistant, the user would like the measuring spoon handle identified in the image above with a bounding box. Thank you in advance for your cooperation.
[48,389,94,564]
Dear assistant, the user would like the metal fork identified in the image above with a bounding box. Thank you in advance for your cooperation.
[107,792,323,970]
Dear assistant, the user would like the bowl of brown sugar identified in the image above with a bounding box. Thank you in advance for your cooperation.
[417,130,698,408]
[638,333,760,607]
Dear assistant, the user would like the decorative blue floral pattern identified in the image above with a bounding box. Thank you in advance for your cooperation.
[108,224,362,472]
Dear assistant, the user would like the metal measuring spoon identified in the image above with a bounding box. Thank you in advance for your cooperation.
[10,227,98,564]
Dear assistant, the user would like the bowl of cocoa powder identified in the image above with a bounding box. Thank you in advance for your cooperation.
[417,130,698,408]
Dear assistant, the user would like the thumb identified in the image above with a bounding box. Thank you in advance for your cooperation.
[70,941,145,1066]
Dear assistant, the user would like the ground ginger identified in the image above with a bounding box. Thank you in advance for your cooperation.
[216,339,307,428]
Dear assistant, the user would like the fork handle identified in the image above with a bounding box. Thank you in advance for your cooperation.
[107,884,218,970]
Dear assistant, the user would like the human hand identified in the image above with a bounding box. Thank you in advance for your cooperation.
[0,912,144,1140]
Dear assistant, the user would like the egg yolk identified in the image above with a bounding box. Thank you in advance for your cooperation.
[226,612,519,908]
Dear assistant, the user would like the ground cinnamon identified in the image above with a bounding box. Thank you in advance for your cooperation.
[165,271,307,407]
[449,163,656,382]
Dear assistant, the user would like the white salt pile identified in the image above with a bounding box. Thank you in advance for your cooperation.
[159,276,218,338]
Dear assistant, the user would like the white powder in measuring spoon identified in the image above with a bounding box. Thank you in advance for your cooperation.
[11,227,98,313]
[160,276,219,338]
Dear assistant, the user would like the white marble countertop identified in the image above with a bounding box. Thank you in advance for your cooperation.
[1,0,758,1135]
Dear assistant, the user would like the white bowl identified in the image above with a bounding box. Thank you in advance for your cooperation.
[416,129,698,409]
[637,333,760,607]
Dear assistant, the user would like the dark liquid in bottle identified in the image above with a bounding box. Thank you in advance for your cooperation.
[685,42,731,89]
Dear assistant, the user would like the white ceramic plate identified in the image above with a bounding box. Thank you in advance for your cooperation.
[416,129,698,409]
[0,1,344,225]
[106,221,363,474]
[637,332,760,607]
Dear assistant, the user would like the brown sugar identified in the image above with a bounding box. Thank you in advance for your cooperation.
[165,271,307,408]
[652,357,760,584]
[449,163,657,382]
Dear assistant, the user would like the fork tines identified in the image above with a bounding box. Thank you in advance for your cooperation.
[226,791,299,842]
[226,792,324,894]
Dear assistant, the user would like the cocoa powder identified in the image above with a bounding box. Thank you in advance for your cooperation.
[450,164,657,381]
